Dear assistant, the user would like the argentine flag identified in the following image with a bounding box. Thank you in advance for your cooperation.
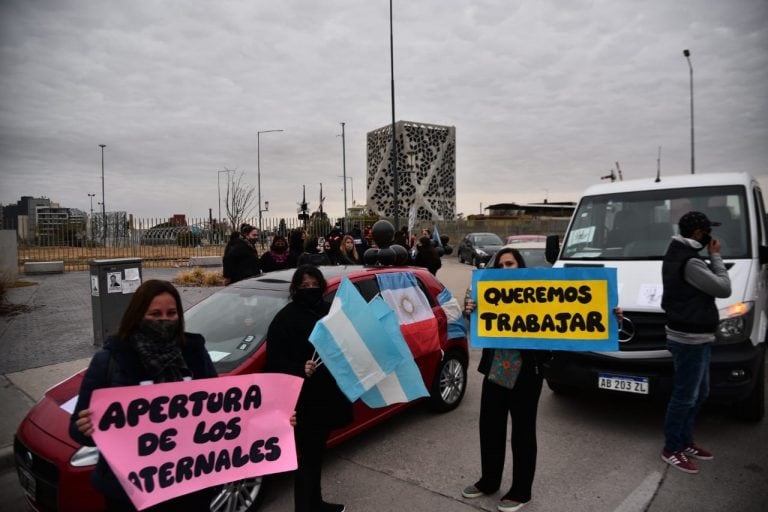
[437,287,467,340]
[309,278,407,402]
[376,272,440,359]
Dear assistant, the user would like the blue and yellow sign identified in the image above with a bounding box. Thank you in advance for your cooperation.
[471,267,618,351]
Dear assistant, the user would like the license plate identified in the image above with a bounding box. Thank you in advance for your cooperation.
[598,373,649,394]
[17,466,36,498]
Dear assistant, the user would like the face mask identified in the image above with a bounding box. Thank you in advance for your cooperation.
[139,319,179,343]
[294,288,323,306]
[273,244,287,253]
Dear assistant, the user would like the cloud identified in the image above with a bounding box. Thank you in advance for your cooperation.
[1,0,766,222]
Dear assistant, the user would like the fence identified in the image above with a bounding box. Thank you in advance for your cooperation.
[16,214,570,272]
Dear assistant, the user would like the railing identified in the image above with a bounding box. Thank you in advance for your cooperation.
[16,214,569,272]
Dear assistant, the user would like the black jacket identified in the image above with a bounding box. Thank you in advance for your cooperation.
[68,334,217,501]
[661,239,719,333]
[223,238,261,283]
[265,299,352,430]
[259,250,298,273]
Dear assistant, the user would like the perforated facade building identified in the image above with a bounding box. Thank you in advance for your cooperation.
[366,120,456,221]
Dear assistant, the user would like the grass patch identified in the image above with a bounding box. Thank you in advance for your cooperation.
[173,268,225,287]
[0,277,36,317]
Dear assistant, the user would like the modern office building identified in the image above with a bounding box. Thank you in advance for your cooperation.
[366,120,456,222]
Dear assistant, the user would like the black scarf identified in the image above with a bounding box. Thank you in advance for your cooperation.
[130,320,191,383]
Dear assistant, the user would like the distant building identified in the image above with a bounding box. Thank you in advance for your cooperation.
[35,206,87,245]
[478,201,576,219]
[366,120,456,222]
[2,196,52,241]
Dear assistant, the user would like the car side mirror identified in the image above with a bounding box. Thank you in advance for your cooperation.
[546,235,560,263]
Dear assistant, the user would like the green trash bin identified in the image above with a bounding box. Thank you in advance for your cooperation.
[89,258,143,345]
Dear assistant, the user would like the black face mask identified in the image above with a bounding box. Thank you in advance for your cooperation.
[138,319,180,344]
[294,288,323,306]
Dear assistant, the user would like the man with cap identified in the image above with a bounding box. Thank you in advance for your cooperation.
[660,211,731,474]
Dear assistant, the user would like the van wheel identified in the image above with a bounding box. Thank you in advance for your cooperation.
[430,351,467,412]
[546,379,574,395]
[733,348,765,422]
[210,476,266,511]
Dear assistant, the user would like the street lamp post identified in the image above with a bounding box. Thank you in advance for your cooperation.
[99,144,106,244]
[340,122,348,231]
[683,49,694,174]
[389,0,400,231]
[338,176,354,205]
[87,193,95,240]
[257,129,284,240]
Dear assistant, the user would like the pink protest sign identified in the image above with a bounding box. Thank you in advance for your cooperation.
[90,373,302,510]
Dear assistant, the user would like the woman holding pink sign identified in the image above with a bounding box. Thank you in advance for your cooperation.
[69,279,218,511]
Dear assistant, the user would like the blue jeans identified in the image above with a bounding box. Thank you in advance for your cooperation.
[663,340,711,452]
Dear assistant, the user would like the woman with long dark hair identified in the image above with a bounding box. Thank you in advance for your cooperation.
[461,247,542,512]
[69,280,217,511]
[265,265,351,512]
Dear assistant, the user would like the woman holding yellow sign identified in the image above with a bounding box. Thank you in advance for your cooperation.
[461,247,543,512]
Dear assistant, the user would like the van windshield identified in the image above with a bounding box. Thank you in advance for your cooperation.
[561,185,749,260]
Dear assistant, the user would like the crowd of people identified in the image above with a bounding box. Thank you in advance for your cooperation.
[221,223,452,283]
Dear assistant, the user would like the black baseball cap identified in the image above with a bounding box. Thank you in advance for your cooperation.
[678,211,721,236]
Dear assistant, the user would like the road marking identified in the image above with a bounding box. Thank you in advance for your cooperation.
[612,471,663,512]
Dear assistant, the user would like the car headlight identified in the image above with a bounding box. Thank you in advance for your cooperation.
[70,445,100,467]
[476,249,487,257]
[716,301,754,345]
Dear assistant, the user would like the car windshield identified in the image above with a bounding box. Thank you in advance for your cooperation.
[561,185,749,260]
[517,248,551,268]
[476,234,503,245]
[185,286,290,373]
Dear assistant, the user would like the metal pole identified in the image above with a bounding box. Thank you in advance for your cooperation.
[99,144,106,244]
[217,172,221,225]
[389,0,399,231]
[683,49,694,174]
[88,193,95,240]
[341,122,348,231]
[257,129,283,238]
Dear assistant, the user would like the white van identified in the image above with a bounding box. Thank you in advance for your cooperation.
[544,172,767,420]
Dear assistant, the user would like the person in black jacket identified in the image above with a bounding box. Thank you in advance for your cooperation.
[298,236,331,266]
[460,248,541,512]
[265,265,351,512]
[260,234,297,272]
[222,224,261,284]
[69,280,218,512]
[412,236,442,275]
[660,211,731,474]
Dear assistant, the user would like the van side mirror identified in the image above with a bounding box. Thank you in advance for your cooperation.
[759,245,768,265]
[546,235,560,263]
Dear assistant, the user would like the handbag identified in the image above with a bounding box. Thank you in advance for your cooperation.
[487,349,522,389]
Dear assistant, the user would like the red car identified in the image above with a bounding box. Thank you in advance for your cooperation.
[14,265,469,512]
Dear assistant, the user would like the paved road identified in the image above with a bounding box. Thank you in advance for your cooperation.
[1,259,766,511]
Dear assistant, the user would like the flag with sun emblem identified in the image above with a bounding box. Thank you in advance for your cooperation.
[375,272,440,358]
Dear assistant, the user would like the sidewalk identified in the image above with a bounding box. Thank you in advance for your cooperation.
[0,267,223,471]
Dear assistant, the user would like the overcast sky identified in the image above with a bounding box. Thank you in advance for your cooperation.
[1,0,767,223]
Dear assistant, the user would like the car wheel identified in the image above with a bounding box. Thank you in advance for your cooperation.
[733,347,765,422]
[210,476,266,512]
[430,350,467,412]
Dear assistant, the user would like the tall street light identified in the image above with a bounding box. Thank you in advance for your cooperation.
[87,193,95,240]
[99,144,106,244]
[389,0,400,231]
[338,176,354,205]
[257,129,284,238]
[339,122,348,230]
[683,49,694,174]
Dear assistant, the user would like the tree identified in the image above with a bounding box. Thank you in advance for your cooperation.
[224,169,256,231]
